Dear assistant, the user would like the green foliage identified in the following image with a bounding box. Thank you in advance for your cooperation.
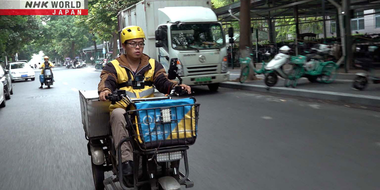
[81,0,139,42]
[275,17,323,41]
[0,16,40,60]
[211,0,235,9]
[34,16,93,60]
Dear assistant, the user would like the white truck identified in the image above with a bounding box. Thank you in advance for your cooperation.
[117,0,229,91]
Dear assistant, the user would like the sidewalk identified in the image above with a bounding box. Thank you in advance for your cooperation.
[221,66,380,108]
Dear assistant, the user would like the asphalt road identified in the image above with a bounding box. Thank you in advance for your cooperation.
[0,66,380,190]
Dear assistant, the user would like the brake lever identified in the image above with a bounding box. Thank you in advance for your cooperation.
[171,86,192,96]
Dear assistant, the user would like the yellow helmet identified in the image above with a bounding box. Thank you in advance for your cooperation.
[43,56,49,59]
[120,26,145,44]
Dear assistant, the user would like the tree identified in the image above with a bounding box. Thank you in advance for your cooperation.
[35,16,93,61]
[80,0,139,59]
[0,16,40,61]
[238,0,258,81]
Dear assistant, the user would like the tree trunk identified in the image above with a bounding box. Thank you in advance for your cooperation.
[112,32,118,59]
[239,0,257,81]
[70,41,75,59]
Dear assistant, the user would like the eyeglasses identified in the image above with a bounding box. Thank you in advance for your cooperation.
[126,42,145,48]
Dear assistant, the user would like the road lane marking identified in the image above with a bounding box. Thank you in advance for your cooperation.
[309,104,320,109]
[71,88,78,92]
[63,82,68,85]
[262,116,273,120]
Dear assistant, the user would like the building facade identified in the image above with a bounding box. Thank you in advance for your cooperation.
[327,9,380,38]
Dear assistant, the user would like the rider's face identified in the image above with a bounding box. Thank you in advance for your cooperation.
[122,38,144,59]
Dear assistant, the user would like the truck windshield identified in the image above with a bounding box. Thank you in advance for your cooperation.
[170,23,225,50]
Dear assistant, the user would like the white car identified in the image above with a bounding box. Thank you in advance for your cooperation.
[10,62,35,81]
[0,65,12,100]
[0,70,6,108]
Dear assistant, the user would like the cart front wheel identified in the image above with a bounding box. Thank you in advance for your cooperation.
[91,161,105,190]
[264,72,278,87]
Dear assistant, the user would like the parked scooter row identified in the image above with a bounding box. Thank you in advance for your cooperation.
[66,59,87,69]
[240,44,339,88]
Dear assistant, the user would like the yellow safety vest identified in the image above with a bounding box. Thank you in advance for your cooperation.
[109,58,155,112]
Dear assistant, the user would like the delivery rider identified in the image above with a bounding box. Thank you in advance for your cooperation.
[98,26,191,176]
[39,56,54,89]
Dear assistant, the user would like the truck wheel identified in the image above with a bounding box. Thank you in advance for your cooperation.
[264,72,278,87]
[91,161,104,190]
[208,83,219,92]
[353,76,368,90]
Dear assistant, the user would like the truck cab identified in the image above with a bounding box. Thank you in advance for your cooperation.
[118,1,229,92]
[155,7,229,91]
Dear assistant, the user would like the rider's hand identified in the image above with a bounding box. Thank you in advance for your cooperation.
[99,90,111,101]
[178,84,191,94]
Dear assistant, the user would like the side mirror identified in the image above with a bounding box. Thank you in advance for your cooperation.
[155,29,165,41]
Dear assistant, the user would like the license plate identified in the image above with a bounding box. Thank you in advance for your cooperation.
[21,74,28,78]
[195,77,211,82]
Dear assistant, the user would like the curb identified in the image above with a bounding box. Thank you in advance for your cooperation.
[220,82,380,108]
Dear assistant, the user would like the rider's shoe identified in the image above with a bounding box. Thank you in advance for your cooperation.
[39,86,43,89]
[122,161,133,176]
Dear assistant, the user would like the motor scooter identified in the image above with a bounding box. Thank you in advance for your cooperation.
[263,46,292,87]
[284,44,337,88]
[353,61,380,90]
[79,79,199,190]
[40,66,54,88]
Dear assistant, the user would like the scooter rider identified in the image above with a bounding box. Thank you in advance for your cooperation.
[39,56,54,89]
[98,26,191,177]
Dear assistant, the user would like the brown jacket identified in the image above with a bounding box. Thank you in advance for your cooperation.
[98,54,177,95]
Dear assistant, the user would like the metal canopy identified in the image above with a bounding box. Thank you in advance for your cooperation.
[214,0,380,22]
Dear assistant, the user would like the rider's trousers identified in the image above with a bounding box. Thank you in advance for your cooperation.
[110,108,133,163]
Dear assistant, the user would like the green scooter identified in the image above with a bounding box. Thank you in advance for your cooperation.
[285,54,337,88]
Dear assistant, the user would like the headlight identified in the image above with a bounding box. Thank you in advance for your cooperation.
[169,58,184,77]
[221,56,228,73]
[176,59,183,77]
[156,151,183,162]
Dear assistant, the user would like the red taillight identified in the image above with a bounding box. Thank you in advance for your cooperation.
[223,57,227,62]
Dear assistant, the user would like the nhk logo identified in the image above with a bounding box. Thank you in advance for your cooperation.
[24,1,83,9]
[0,0,88,15]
